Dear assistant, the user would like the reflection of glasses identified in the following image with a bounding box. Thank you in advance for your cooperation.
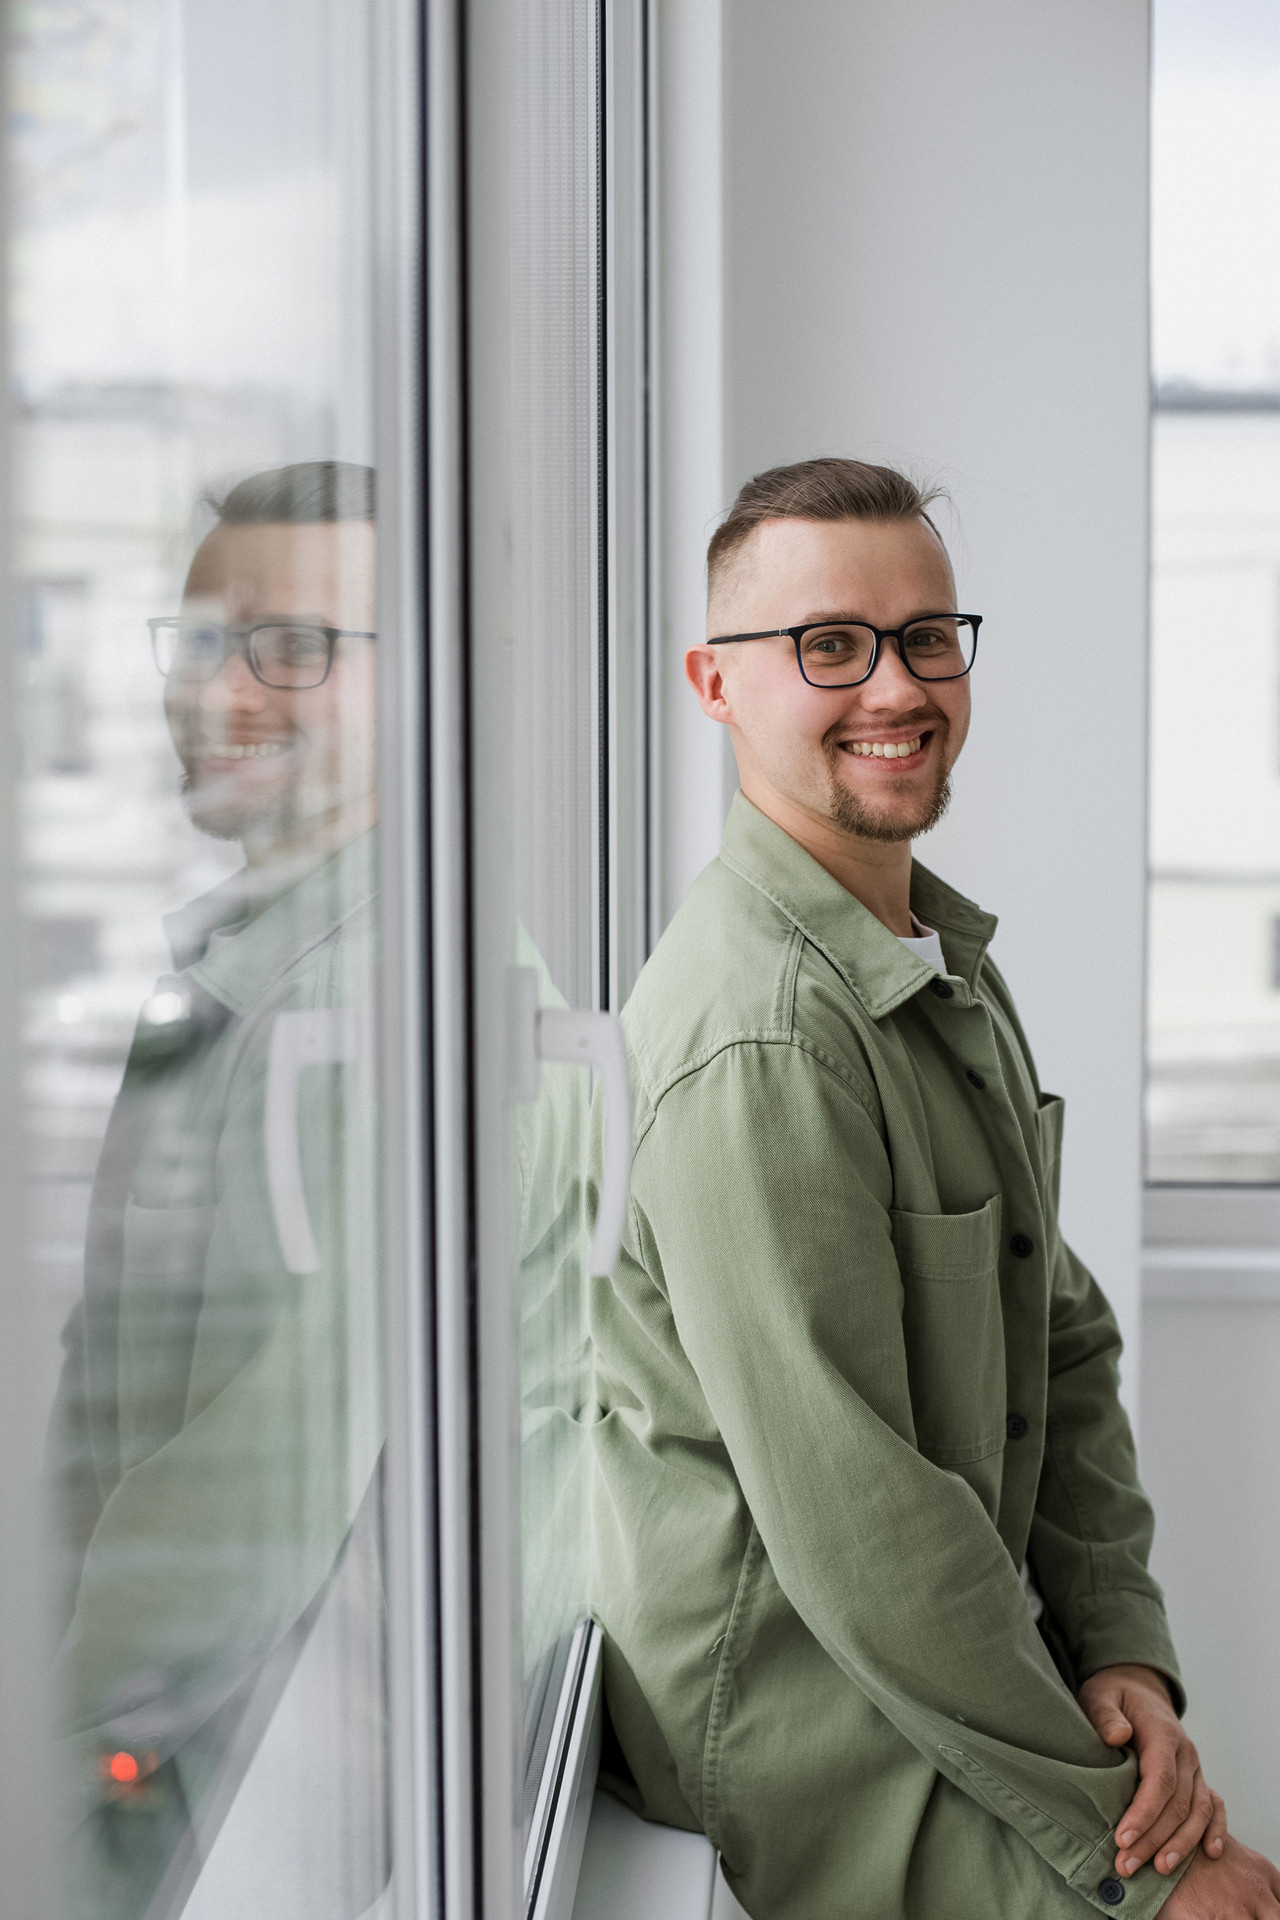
[708,614,981,689]
[148,618,378,690]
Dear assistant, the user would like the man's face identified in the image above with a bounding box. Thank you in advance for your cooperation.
[697,515,971,845]
[165,519,377,857]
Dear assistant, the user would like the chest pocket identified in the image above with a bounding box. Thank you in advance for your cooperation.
[890,1194,1005,1466]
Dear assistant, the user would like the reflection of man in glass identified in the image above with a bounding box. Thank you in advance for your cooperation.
[49,463,386,1920]
[157,477,377,863]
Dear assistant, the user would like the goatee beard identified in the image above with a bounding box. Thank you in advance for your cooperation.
[824,724,953,844]
[179,768,288,844]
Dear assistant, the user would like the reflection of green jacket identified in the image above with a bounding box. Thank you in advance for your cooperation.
[49,833,383,1920]
[592,794,1189,1920]
[515,929,594,1820]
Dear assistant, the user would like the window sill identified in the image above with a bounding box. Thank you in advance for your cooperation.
[571,1793,748,1920]
[1144,1184,1280,1302]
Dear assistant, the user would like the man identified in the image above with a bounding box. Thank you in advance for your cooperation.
[591,459,1280,1918]
[49,462,387,1920]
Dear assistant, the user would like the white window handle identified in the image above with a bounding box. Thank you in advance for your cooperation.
[269,987,632,1280]
[266,1007,370,1274]
[508,967,633,1276]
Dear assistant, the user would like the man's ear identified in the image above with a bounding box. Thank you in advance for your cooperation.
[686,644,733,723]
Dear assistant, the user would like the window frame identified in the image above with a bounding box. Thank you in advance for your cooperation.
[453,0,658,1913]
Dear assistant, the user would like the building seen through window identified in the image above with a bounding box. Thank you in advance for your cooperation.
[1148,0,1280,1181]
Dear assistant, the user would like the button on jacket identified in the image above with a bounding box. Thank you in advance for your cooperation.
[591,793,1189,1920]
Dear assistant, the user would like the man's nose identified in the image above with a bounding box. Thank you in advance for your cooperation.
[860,637,926,706]
[196,650,268,712]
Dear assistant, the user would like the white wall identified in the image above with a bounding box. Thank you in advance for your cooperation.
[655,0,734,926]
[658,0,1152,1397]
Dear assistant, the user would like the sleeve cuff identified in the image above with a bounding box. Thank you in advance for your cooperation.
[1066,1826,1194,1918]
[1065,1592,1187,1718]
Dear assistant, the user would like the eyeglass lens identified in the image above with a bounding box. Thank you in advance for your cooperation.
[154,621,333,689]
[798,618,977,685]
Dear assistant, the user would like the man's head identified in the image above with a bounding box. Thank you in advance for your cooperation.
[162,461,377,863]
[690,457,971,848]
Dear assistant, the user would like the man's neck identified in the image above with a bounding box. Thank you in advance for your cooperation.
[738,775,915,936]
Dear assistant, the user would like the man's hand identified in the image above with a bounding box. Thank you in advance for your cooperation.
[1158,1837,1280,1917]
[1077,1664,1227,1878]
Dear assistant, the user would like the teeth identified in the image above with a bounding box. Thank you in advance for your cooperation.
[203,741,289,759]
[848,735,922,759]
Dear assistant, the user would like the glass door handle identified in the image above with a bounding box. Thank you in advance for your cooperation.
[508,967,633,1276]
[266,1007,371,1274]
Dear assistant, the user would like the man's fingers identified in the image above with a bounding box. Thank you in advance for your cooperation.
[1141,1770,1216,1876]
[1115,1747,1180,1853]
[1084,1690,1134,1749]
[1115,1752,1196,1876]
[1203,1790,1228,1861]
[1081,1681,1135,1750]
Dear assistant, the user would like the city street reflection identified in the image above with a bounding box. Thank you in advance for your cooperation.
[47,463,388,1920]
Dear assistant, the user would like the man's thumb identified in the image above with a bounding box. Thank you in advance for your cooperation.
[1093,1706,1133,1746]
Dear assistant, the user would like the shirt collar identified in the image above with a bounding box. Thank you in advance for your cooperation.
[717,791,997,1019]
[164,830,378,1016]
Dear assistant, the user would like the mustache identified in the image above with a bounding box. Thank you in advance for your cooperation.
[824,706,950,750]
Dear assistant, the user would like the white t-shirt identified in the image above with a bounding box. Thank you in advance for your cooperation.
[896,913,946,975]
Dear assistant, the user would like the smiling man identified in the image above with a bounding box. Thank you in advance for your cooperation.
[50,462,387,1920]
[159,483,378,869]
[591,459,1280,1919]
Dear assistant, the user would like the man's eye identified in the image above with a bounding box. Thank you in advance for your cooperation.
[267,627,327,658]
[181,624,223,655]
[904,627,952,651]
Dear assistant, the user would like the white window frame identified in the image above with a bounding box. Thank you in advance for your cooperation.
[1143,1186,1280,1305]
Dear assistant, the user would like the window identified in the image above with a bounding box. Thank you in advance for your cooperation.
[1147,1,1280,1184]
[4,3,653,1915]
[9,2,428,1914]
[466,0,655,1903]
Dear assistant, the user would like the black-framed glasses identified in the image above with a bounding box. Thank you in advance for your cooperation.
[709,613,981,689]
[148,617,378,690]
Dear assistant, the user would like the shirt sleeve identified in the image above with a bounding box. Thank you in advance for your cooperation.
[1029,1231,1185,1713]
[53,1030,383,1821]
[631,1037,1185,1920]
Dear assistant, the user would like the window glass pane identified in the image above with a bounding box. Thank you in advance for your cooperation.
[13,3,396,1913]
[509,0,601,1840]
[1148,1,1280,1182]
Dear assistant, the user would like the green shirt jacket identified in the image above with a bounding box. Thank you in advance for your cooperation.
[591,793,1191,1920]
[49,834,385,1920]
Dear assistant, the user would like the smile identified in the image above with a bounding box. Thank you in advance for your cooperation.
[844,735,923,760]
[199,741,291,759]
